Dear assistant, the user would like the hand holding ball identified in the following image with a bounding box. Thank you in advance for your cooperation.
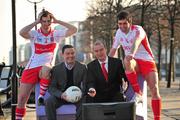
[64,86,82,103]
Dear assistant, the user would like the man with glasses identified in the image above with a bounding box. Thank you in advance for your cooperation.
[16,9,77,120]
[109,10,161,120]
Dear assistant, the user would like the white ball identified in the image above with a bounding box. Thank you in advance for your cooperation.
[65,86,82,103]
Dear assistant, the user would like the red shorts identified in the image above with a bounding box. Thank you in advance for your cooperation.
[21,66,42,84]
[136,59,157,76]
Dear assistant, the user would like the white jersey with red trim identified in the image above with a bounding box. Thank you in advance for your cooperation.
[25,28,67,69]
[113,25,154,61]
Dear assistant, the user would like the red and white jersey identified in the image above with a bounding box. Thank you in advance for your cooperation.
[112,25,154,61]
[25,28,67,69]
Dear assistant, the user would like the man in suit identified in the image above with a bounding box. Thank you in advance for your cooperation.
[86,40,128,103]
[45,45,87,120]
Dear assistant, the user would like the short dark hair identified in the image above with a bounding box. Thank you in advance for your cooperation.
[62,45,74,54]
[40,9,52,20]
[117,10,132,24]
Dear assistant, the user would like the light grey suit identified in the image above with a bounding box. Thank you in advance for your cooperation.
[45,61,87,120]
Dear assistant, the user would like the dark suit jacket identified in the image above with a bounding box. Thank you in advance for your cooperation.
[86,56,128,102]
[48,61,87,99]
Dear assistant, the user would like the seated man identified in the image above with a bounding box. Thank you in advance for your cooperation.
[45,45,87,120]
[86,40,128,103]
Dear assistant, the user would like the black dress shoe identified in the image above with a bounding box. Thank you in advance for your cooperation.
[38,97,45,106]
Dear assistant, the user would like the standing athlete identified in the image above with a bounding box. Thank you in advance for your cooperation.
[15,9,77,120]
[109,10,161,120]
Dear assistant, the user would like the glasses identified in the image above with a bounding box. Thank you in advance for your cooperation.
[41,20,51,23]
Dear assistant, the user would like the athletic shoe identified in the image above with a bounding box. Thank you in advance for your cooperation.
[38,97,44,106]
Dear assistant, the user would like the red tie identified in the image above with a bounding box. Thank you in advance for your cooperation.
[101,62,108,81]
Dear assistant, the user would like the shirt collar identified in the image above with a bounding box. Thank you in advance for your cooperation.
[98,56,108,65]
[65,62,75,70]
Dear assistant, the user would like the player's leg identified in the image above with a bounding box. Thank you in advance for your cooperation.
[16,67,40,120]
[16,83,34,120]
[38,65,52,105]
[145,71,161,120]
[124,58,142,95]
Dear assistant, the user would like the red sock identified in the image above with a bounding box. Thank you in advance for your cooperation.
[151,99,161,120]
[126,71,142,95]
[16,107,26,120]
[39,78,50,97]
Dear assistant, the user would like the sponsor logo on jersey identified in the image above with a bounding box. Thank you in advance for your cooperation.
[35,43,56,54]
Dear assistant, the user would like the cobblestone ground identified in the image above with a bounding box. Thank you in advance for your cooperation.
[1,79,180,120]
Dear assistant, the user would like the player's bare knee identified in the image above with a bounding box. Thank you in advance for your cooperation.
[39,65,52,79]
[124,60,136,71]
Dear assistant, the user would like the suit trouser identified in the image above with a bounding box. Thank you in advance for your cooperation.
[45,95,82,120]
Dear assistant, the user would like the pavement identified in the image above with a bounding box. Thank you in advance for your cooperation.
[147,79,180,120]
[0,78,180,120]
